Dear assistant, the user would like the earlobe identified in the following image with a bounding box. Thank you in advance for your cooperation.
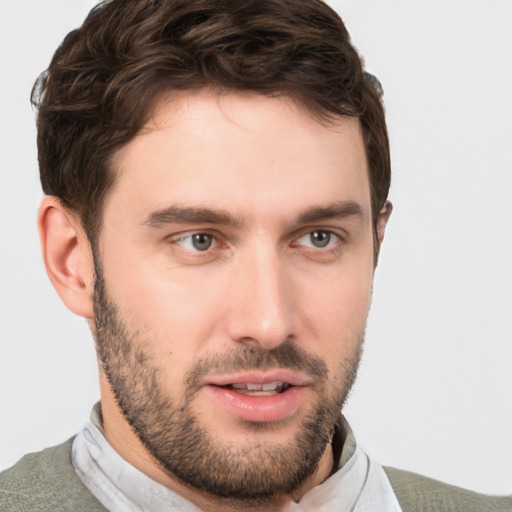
[377,200,393,245]
[38,196,94,318]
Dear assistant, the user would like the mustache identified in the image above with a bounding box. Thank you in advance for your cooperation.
[185,340,328,389]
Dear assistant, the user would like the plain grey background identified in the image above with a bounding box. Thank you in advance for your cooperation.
[1,0,511,494]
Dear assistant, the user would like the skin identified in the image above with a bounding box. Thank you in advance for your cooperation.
[38,90,390,512]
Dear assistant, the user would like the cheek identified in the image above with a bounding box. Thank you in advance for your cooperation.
[305,278,371,334]
[103,253,228,357]
[296,259,374,353]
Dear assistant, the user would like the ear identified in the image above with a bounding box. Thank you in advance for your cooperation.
[38,196,95,318]
[377,200,393,246]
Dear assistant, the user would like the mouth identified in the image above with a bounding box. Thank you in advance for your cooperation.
[204,372,309,423]
[221,381,291,396]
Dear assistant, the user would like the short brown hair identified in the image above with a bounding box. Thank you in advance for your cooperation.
[33,0,390,245]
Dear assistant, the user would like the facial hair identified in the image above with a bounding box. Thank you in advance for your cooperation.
[92,261,364,503]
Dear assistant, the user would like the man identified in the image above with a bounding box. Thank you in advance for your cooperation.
[0,0,510,511]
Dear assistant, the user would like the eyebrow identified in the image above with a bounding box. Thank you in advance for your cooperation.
[296,200,366,224]
[143,200,366,229]
[143,206,244,228]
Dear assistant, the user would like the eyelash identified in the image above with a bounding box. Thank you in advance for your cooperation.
[174,232,220,252]
[292,230,341,250]
[171,229,343,255]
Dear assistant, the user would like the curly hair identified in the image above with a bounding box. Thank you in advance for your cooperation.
[32,0,390,247]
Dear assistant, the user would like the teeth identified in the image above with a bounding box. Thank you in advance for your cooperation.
[229,381,290,394]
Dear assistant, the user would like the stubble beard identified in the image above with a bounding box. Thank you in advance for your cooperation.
[92,262,364,505]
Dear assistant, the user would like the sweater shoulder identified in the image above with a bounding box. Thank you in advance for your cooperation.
[0,439,108,512]
[384,466,512,512]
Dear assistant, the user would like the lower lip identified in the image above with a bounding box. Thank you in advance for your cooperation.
[206,385,307,423]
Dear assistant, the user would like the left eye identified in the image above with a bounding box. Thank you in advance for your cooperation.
[176,233,216,251]
[296,230,337,249]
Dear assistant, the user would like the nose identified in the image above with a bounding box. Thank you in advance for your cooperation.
[225,246,297,350]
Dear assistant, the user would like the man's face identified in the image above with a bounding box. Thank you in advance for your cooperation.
[92,91,375,500]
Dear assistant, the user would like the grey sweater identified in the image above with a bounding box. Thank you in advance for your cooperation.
[1,439,511,512]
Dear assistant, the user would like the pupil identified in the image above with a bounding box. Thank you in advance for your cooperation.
[192,234,213,251]
[311,231,330,248]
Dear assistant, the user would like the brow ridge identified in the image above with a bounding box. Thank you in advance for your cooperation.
[296,200,366,224]
[143,206,244,228]
[143,200,365,229]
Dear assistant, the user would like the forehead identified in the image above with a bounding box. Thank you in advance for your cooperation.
[107,90,370,223]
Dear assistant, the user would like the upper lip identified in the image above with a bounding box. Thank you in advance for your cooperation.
[203,370,313,388]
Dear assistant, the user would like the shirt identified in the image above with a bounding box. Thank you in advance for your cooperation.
[72,404,402,512]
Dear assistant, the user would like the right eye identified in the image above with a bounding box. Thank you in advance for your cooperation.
[175,233,217,252]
